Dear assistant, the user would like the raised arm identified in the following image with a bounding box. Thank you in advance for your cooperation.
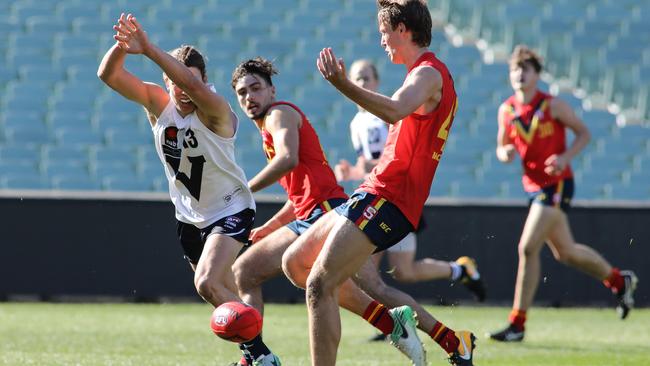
[113,14,235,133]
[496,103,516,163]
[248,105,301,192]
[544,97,591,175]
[317,48,441,124]
[97,15,168,121]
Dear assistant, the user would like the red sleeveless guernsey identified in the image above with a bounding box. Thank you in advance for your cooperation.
[359,52,457,228]
[502,90,573,192]
[260,101,347,219]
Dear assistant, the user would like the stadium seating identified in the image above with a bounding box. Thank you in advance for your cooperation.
[0,0,647,201]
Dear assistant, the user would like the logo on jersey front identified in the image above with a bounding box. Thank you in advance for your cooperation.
[163,127,182,172]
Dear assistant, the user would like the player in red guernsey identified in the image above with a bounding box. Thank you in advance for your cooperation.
[231,57,430,366]
[282,2,475,365]
[489,45,638,343]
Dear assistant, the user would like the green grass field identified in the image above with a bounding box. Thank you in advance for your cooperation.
[0,303,648,365]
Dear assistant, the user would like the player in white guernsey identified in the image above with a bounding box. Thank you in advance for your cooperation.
[334,60,486,319]
[97,14,281,366]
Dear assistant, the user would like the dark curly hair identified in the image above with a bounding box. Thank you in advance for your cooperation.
[231,57,279,89]
[377,0,432,48]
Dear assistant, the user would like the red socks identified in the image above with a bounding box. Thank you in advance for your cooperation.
[508,309,527,331]
[428,322,459,354]
[362,301,394,335]
[603,267,625,294]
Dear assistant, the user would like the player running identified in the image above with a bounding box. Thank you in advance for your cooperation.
[488,45,638,342]
[282,1,476,365]
[97,14,281,366]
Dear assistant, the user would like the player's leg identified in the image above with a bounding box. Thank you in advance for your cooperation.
[305,216,381,366]
[194,233,244,306]
[282,211,337,288]
[232,226,299,314]
[490,202,556,342]
[546,211,638,318]
[385,233,453,282]
[284,205,427,365]
[354,257,474,362]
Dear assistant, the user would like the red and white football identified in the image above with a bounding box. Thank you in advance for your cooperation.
[210,302,263,343]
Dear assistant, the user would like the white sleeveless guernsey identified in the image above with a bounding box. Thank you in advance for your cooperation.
[349,110,389,160]
[152,100,255,229]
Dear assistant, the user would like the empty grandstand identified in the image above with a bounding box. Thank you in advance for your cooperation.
[0,0,648,200]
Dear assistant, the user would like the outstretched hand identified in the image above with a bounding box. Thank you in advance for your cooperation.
[113,13,149,55]
[317,48,347,87]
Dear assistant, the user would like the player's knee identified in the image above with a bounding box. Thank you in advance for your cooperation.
[391,267,417,283]
[194,274,218,302]
[281,247,303,287]
[232,261,251,290]
[518,242,539,258]
[306,268,332,306]
[552,247,573,264]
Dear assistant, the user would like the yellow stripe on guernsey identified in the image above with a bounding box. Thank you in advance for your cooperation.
[321,200,332,212]
[358,198,387,230]
[515,100,548,144]
[554,180,564,208]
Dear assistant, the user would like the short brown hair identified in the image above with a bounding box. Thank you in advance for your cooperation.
[377,0,432,47]
[509,44,543,73]
[231,57,279,89]
[168,45,207,80]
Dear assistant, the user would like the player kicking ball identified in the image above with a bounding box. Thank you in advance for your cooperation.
[97,14,280,366]
[282,1,476,365]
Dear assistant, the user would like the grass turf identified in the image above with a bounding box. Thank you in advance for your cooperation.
[0,303,647,365]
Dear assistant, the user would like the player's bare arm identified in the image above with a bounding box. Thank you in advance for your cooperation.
[318,48,441,124]
[249,200,296,243]
[248,105,301,192]
[545,98,591,175]
[114,14,235,137]
[97,14,168,124]
[496,103,516,163]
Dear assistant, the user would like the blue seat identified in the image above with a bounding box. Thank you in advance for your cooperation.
[41,145,89,165]
[51,176,101,191]
[103,176,152,192]
[4,125,52,146]
[0,145,40,163]
[104,128,152,147]
[139,160,165,182]
[91,146,137,164]
[25,16,70,33]
[55,128,104,146]
[42,160,89,179]
[93,162,136,181]
[0,161,40,177]
[2,175,50,190]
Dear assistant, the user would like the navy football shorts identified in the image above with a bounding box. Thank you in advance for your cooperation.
[177,208,255,265]
[335,191,414,252]
[527,178,574,212]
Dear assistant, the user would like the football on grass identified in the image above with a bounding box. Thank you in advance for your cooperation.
[210,302,263,343]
